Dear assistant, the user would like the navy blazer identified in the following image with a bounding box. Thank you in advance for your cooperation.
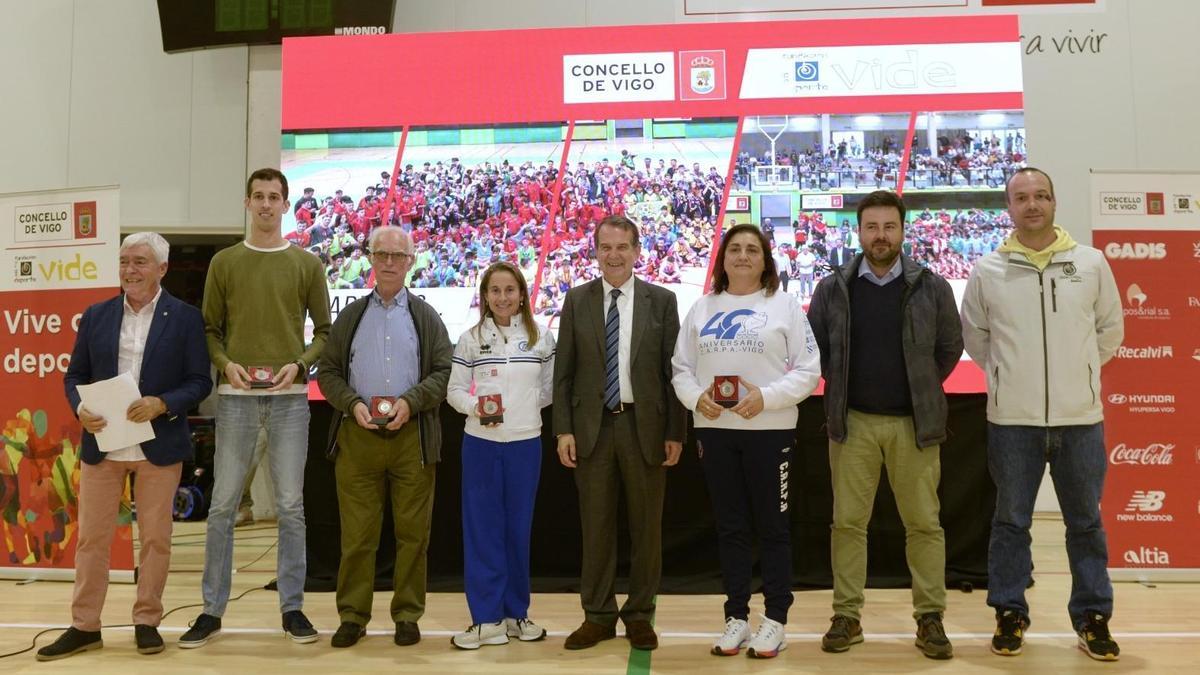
[64,290,213,466]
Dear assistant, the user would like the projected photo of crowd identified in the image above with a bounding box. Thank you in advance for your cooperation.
[728,111,1026,301]
[536,117,736,321]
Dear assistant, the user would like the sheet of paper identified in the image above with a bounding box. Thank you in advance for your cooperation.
[75,372,156,452]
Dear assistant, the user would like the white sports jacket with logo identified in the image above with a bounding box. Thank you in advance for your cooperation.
[448,317,556,442]
[960,243,1123,426]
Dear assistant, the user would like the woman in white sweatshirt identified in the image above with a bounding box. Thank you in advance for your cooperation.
[672,224,822,659]
[446,261,555,649]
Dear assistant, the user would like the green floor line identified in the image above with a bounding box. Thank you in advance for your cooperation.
[626,599,656,675]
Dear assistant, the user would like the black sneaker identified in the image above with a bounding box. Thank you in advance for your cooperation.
[820,615,863,653]
[991,610,1028,656]
[178,613,222,649]
[35,627,102,661]
[1077,612,1120,661]
[915,612,953,660]
[331,621,367,648]
[283,610,319,643]
[135,624,165,655]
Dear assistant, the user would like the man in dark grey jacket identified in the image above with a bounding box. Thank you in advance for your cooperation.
[317,226,451,650]
[807,191,963,660]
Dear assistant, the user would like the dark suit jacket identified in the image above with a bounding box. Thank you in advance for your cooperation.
[553,277,686,464]
[828,246,854,269]
[64,290,213,466]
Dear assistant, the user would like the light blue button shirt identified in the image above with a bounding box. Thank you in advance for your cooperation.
[858,256,903,286]
[349,289,420,399]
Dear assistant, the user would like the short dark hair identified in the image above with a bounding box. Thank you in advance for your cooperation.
[593,215,640,250]
[246,168,289,200]
[856,190,906,227]
[711,223,779,296]
[1004,166,1055,204]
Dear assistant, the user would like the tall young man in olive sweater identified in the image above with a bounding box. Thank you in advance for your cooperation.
[180,168,332,648]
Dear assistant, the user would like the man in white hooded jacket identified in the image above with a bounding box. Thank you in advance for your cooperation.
[960,167,1124,662]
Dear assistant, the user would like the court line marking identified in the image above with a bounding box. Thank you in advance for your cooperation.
[2,623,1198,639]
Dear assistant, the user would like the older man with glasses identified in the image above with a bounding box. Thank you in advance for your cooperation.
[317,225,452,649]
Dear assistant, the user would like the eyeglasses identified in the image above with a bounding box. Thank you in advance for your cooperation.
[371,250,414,263]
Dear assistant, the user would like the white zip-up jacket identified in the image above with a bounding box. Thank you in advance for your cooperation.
[960,243,1123,426]
[448,317,556,442]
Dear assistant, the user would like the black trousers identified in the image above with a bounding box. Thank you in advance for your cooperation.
[696,427,795,624]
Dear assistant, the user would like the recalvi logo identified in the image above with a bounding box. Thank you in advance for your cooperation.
[1116,345,1172,359]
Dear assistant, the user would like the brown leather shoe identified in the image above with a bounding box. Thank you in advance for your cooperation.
[624,620,658,651]
[564,621,616,650]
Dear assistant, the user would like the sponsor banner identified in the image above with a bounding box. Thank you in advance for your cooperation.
[739,42,1022,100]
[0,186,128,579]
[800,194,844,210]
[562,52,675,104]
[282,15,1021,130]
[1092,171,1200,231]
[676,0,1103,20]
[1092,170,1200,575]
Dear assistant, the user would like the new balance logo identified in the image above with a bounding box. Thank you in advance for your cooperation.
[1124,490,1166,512]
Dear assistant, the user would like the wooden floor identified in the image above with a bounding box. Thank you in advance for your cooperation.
[3,515,1197,673]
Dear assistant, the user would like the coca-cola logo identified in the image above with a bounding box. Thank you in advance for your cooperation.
[1109,443,1175,466]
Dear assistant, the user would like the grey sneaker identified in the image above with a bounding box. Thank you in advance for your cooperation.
[915,612,953,660]
[505,617,547,642]
[821,615,863,653]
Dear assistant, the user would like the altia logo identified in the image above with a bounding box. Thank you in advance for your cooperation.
[1116,345,1173,359]
[1109,442,1174,465]
[1123,546,1170,566]
[1104,242,1166,260]
[1124,490,1165,512]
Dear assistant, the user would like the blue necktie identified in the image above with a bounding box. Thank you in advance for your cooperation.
[604,288,622,411]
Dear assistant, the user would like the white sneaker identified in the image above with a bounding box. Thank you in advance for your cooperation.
[505,617,547,642]
[451,621,509,650]
[711,617,750,656]
[746,615,786,659]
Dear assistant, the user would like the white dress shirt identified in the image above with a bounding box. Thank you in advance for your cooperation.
[601,275,636,404]
[105,289,162,462]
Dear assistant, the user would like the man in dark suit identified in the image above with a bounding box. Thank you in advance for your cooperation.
[39,232,212,661]
[828,241,854,270]
[553,215,686,651]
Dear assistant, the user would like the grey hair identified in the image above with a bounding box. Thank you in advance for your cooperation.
[120,232,170,264]
[367,225,412,252]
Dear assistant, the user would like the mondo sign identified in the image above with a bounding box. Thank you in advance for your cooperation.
[1092,170,1200,579]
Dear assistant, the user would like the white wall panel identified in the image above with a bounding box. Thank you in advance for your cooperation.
[0,1,75,194]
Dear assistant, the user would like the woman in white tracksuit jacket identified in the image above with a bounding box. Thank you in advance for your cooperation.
[446,261,555,649]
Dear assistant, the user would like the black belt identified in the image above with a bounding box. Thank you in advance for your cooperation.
[604,402,635,415]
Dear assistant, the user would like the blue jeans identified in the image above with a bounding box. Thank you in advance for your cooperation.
[986,422,1113,630]
[203,394,310,616]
